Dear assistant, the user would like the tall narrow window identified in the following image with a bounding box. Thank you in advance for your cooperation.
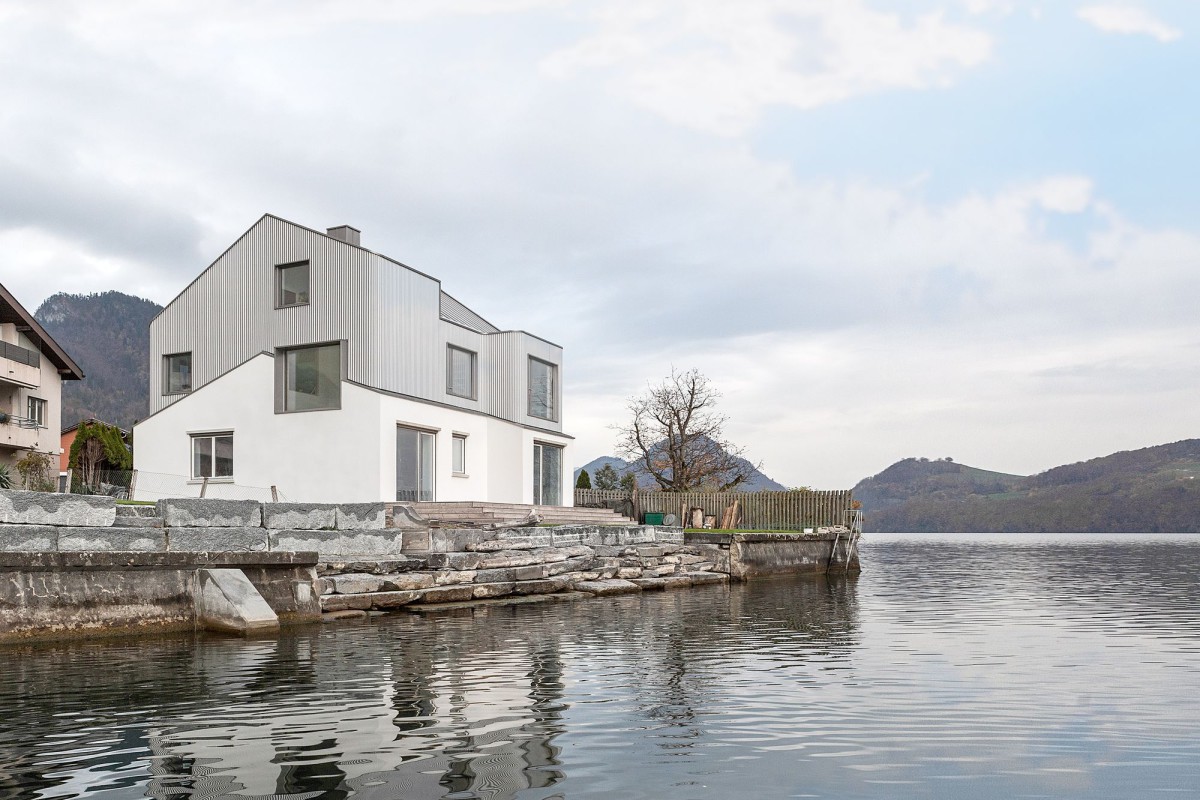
[164,352,192,394]
[528,357,557,421]
[397,426,435,502]
[282,343,341,411]
[27,397,46,427]
[533,442,562,506]
[276,261,310,307]
[192,433,233,479]
[452,434,467,475]
[447,346,476,399]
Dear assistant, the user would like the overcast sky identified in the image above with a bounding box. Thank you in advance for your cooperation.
[2,0,1197,488]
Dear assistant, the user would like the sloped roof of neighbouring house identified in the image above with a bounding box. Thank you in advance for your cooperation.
[0,282,84,380]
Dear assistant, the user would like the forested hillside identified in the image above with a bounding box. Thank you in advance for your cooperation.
[35,291,161,430]
[855,441,1200,532]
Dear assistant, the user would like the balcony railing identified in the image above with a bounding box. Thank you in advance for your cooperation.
[0,341,40,369]
[1,414,41,429]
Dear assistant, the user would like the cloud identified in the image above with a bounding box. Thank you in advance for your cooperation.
[1077,5,1182,41]
[542,1,992,135]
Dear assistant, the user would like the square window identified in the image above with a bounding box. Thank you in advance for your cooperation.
[528,357,557,421]
[282,343,341,412]
[164,352,192,394]
[27,397,46,427]
[452,434,467,475]
[192,433,233,479]
[277,261,310,308]
[447,346,476,399]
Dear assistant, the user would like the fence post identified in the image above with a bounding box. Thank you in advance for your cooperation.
[270,485,278,503]
[64,469,73,495]
[200,477,209,498]
[128,470,138,502]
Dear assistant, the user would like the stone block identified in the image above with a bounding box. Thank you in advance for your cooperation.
[561,570,601,582]
[645,565,679,577]
[268,530,406,558]
[616,567,643,579]
[0,489,115,527]
[548,528,588,547]
[195,568,279,634]
[317,578,333,595]
[321,593,373,611]
[381,573,436,591]
[401,530,431,552]
[686,572,729,587]
[0,524,58,552]
[323,609,368,621]
[630,577,668,591]
[418,585,475,604]
[337,503,389,530]
[111,516,164,528]
[591,545,624,557]
[573,579,642,596]
[663,575,694,590]
[169,527,269,552]
[512,578,568,596]
[387,504,427,531]
[342,558,421,574]
[477,550,539,569]
[473,582,516,599]
[431,529,496,553]
[434,570,476,586]
[544,557,595,577]
[263,503,337,531]
[469,534,551,551]
[158,499,262,528]
[58,527,166,552]
[371,591,419,609]
[330,573,386,594]
[636,546,666,558]
[426,552,484,570]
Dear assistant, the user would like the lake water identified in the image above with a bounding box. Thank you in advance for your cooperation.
[3,533,1198,799]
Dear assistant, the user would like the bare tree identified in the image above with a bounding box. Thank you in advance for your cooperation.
[614,368,758,491]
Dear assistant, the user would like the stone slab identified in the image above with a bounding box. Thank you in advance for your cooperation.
[321,593,373,612]
[195,568,279,634]
[263,503,337,531]
[0,525,57,552]
[322,609,368,621]
[417,585,476,604]
[400,530,431,552]
[110,516,164,528]
[0,489,115,527]
[369,590,419,609]
[269,530,406,558]
[58,527,166,553]
[573,579,642,596]
[336,503,389,530]
[381,573,436,591]
[512,578,568,596]
[472,582,516,599]
[388,504,428,531]
[157,499,263,528]
[168,527,269,552]
[686,571,729,586]
[430,529,497,553]
[426,552,484,570]
[329,573,386,594]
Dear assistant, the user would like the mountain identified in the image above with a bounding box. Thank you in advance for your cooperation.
[854,440,1200,532]
[35,291,162,430]
[573,454,787,492]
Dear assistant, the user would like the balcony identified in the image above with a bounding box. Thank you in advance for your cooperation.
[0,414,44,450]
[0,341,40,389]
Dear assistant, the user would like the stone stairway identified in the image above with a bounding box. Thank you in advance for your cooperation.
[402,502,635,528]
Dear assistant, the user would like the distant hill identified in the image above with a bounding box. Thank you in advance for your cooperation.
[35,291,161,430]
[574,453,787,492]
[854,441,1200,532]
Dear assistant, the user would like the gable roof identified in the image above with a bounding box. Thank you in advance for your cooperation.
[0,282,84,380]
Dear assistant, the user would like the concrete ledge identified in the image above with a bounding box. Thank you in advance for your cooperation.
[0,489,115,527]
[195,568,279,634]
[263,503,337,531]
[168,527,269,552]
[0,550,318,571]
[157,498,263,528]
[269,529,407,558]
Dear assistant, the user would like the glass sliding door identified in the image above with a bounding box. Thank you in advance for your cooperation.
[397,426,435,502]
[533,442,562,506]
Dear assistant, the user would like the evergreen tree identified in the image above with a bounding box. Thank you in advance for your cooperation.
[594,464,620,490]
[575,469,592,489]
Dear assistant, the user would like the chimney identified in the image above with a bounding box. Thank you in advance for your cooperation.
[326,225,361,247]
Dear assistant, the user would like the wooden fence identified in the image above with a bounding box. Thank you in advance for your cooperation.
[575,488,855,531]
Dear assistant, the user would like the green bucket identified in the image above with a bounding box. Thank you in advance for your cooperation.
[644,512,665,525]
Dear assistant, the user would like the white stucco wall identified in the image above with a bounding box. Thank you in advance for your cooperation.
[134,354,573,505]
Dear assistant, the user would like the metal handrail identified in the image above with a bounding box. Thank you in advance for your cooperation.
[1,414,41,429]
[0,340,40,368]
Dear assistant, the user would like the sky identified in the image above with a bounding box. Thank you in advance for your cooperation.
[2,0,1198,488]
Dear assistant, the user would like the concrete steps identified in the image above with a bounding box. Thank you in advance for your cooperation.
[403,501,635,527]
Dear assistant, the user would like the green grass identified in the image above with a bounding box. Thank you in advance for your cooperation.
[116,499,155,505]
[684,528,813,534]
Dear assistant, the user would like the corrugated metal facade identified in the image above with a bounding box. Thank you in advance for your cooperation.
[149,215,564,433]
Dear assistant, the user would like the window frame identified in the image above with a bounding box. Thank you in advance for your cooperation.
[163,352,193,395]
[527,356,558,422]
[277,341,343,413]
[190,431,234,480]
[446,345,477,400]
[452,433,468,476]
[275,260,311,309]
[532,441,563,506]
[396,424,436,502]
[27,396,46,428]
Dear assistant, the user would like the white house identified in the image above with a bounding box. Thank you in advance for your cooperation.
[134,215,572,505]
[0,283,84,482]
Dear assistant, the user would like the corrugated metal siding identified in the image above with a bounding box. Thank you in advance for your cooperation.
[439,292,499,334]
[150,216,565,433]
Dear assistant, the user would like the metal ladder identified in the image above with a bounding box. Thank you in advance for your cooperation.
[827,509,863,572]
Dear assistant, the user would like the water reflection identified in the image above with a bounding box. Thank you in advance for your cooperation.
[3,535,1198,799]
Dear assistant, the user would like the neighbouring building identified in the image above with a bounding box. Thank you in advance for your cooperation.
[0,283,84,479]
[134,214,572,505]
